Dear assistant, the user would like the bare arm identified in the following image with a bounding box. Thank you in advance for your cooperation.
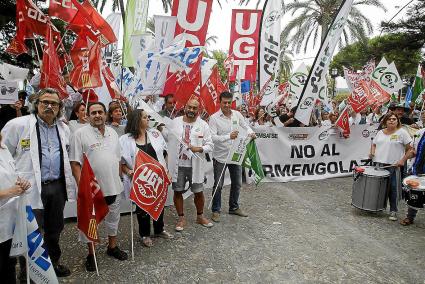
[70,161,82,185]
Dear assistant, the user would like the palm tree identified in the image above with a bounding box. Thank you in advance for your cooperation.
[282,0,386,54]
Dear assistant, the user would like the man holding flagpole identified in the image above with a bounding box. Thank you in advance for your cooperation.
[209,91,256,222]
[70,102,128,272]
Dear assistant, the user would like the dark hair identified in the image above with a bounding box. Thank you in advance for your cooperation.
[125,109,146,138]
[18,90,28,101]
[87,102,107,114]
[32,88,64,117]
[69,102,86,121]
[381,111,401,128]
[164,94,174,103]
[254,107,266,121]
[219,91,233,102]
[107,103,122,123]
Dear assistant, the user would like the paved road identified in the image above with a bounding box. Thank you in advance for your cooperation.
[57,177,425,283]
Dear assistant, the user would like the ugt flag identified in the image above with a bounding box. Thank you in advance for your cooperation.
[10,196,59,284]
[242,140,265,185]
[78,154,109,243]
[130,150,171,221]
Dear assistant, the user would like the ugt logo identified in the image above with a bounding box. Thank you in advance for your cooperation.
[133,163,165,206]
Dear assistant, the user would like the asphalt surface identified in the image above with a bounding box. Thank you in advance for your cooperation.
[54,177,425,283]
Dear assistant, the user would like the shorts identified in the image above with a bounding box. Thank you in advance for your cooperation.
[172,167,204,193]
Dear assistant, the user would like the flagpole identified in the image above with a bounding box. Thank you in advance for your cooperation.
[32,38,41,65]
[130,202,134,261]
[208,143,234,209]
[90,242,100,276]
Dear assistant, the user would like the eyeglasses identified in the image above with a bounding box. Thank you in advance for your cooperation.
[39,100,60,108]
[388,118,398,121]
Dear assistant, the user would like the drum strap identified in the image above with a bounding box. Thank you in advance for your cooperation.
[413,133,425,175]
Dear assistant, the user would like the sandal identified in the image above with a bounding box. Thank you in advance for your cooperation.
[175,218,186,232]
[196,216,213,228]
[142,236,153,247]
[400,218,414,226]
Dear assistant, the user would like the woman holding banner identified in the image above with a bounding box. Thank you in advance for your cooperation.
[0,133,31,282]
[119,109,173,248]
[370,113,413,221]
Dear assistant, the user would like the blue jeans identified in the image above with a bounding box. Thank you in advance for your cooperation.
[212,159,242,213]
[387,167,399,212]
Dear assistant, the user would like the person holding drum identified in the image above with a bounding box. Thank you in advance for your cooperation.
[400,127,425,225]
[369,112,413,221]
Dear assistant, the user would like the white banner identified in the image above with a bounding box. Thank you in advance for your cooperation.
[259,0,283,106]
[252,124,377,182]
[295,0,354,125]
[0,80,19,104]
[139,15,177,95]
[378,62,404,94]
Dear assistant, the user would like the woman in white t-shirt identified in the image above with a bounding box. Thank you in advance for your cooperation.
[370,112,413,221]
[0,134,31,282]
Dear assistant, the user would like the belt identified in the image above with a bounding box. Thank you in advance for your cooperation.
[41,179,62,185]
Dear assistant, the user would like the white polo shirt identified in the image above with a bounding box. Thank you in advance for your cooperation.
[70,125,123,196]
[209,109,254,163]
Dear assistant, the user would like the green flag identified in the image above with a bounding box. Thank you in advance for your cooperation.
[412,65,425,102]
[123,0,149,67]
[242,140,265,185]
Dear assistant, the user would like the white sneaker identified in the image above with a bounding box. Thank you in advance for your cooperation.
[389,212,397,221]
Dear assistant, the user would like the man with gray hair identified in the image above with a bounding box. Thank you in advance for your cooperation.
[1,88,76,278]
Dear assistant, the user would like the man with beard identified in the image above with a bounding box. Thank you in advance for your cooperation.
[70,102,128,272]
[1,88,76,278]
[166,99,214,232]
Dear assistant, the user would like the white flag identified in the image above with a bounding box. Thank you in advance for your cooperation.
[10,196,58,284]
[378,62,404,94]
[0,63,29,81]
[295,0,354,125]
[289,63,309,109]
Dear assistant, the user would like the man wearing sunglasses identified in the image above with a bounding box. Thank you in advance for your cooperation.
[1,88,76,278]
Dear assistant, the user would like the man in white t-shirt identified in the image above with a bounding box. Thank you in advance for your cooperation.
[70,102,128,272]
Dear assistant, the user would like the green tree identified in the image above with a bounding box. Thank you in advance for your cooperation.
[381,0,425,58]
[330,33,422,77]
[208,49,227,82]
[282,0,386,53]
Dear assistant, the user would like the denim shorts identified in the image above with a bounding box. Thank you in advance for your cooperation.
[172,167,203,193]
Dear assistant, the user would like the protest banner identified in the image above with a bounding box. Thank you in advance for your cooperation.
[250,124,377,182]
[228,9,262,81]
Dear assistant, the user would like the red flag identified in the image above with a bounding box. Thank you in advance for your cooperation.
[68,0,117,47]
[200,67,227,115]
[39,27,68,99]
[336,106,350,135]
[368,80,391,107]
[347,79,370,113]
[101,61,123,100]
[130,150,171,221]
[174,66,202,110]
[69,39,102,90]
[49,0,78,23]
[78,154,109,243]
[6,0,59,55]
